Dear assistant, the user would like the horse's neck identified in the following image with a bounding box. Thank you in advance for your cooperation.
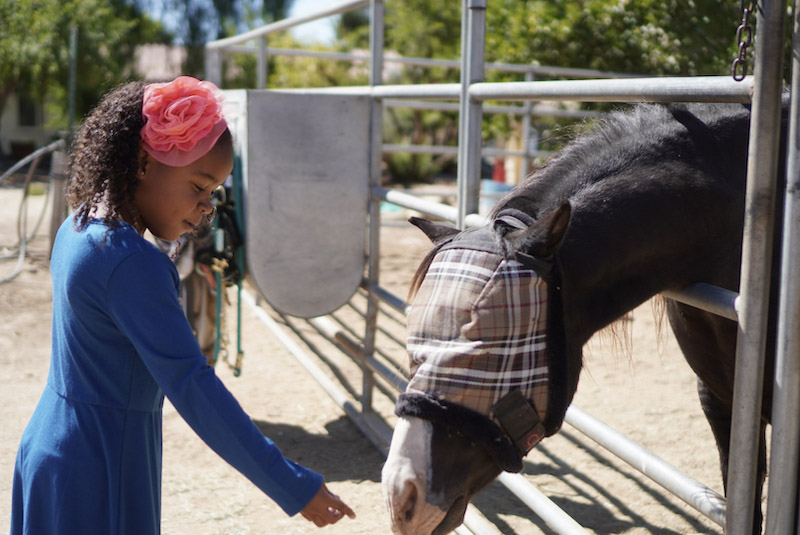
[525,102,753,421]
[555,174,736,347]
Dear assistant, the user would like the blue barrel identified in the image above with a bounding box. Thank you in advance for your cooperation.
[480,179,514,215]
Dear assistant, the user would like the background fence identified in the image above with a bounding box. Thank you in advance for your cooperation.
[206,0,799,533]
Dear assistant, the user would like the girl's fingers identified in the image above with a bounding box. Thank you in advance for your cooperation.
[322,488,356,520]
[335,501,356,519]
[299,484,356,526]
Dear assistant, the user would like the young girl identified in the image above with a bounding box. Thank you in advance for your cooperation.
[10,76,355,533]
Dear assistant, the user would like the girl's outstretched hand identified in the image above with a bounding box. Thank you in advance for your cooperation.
[300,483,356,527]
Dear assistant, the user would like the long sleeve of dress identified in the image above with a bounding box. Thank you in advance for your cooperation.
[105,250,323,516]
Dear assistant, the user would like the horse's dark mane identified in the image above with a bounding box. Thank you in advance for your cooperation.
[493,102,752,219]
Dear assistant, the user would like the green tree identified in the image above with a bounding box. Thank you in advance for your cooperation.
[333,1,466,184]
[222,32,369,90]
[0,0,168,149]
[151,0,298,75]
[485,0,742,78]
[333,0,764,183]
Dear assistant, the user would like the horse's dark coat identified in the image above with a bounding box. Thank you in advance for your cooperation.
[402,99,790,534]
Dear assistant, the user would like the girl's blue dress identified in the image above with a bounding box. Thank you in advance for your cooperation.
[10,215,323,534]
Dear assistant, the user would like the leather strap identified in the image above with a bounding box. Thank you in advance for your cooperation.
[492,388,547,455]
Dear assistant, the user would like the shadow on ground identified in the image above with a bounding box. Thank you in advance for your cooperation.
[253,415,384,484]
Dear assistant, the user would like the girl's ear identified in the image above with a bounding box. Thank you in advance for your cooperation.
[138,148,150,180]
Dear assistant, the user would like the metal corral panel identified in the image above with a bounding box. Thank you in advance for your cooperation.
[223,90,369,318]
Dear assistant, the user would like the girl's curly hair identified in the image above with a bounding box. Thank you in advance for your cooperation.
[68,81,146,231]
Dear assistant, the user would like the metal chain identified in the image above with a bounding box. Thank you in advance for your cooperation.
[732,0,756,81]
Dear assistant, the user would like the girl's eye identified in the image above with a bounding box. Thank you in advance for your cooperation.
[193,184,204,193]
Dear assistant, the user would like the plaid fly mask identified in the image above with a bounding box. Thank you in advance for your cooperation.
[395,209,553,473]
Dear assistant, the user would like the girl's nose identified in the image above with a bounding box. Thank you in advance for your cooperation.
[199,198,214,215]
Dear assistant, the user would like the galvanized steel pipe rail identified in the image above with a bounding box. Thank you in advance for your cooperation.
[469,76,753,103]
[763,1,800,533]
[281,75,754,103]
[205,0,370,51]
[565,406,727,527]
[725,0,790,532]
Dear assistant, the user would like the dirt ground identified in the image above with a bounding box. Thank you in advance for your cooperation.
[1,183,734,534]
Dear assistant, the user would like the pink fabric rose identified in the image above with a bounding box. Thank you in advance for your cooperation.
[141,76,228,167]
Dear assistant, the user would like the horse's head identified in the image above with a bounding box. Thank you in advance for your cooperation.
[382,201,571,535]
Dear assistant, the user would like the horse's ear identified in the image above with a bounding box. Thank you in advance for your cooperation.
[508,201,571,258]
[409,217,460,245]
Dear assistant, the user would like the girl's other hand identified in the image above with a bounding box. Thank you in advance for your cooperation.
[300,483,356,527]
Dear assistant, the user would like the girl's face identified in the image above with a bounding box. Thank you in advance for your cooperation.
[135,143,234,241]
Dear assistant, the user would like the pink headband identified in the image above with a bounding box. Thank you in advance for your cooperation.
[141,76,228,167]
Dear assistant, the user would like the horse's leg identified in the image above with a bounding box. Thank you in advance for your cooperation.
[666,300,766,533]
[697,378,766,534]
[697,379,733,488]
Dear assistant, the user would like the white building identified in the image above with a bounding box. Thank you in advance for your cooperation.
[0,92,58,159]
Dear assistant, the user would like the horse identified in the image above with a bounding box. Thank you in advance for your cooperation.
[381,99,790,535]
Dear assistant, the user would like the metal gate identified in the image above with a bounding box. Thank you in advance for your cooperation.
[206,0,800,533]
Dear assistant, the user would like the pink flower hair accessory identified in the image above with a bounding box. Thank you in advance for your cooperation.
[141,76,228,167]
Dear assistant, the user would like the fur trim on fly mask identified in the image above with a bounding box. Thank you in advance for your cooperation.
[396,209,554,473]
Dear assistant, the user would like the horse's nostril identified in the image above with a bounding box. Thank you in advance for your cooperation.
[401,481,418,522]
[403,506,414,522]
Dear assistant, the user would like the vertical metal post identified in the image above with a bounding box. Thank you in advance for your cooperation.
[725,0,788,533]
[205,48,223,86]
[48,150,68,257]
[456,1,469,226]
[764,1,800,532]
[519,69,534,185]
[257,36,268,89]
[362,0,385,413]
[456,0,486,229]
